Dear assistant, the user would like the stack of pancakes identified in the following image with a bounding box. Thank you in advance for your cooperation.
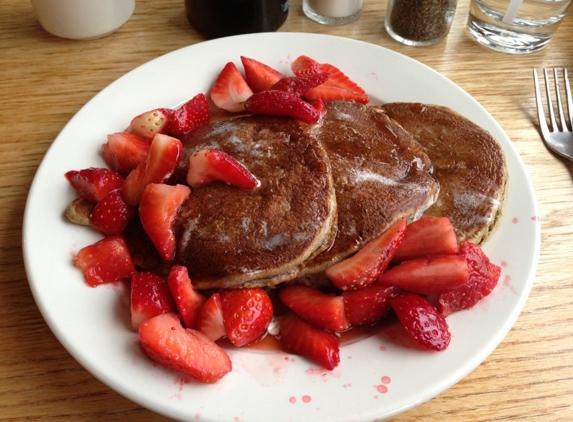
[172,100,507,290]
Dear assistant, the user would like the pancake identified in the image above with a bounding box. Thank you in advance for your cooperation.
[299,100,439,279]
[378,102,508,245]
[173,115,337,290]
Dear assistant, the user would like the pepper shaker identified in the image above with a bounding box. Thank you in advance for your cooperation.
[385,0,457,46]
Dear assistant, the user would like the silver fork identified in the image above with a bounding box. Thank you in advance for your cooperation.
[533,68,573,161]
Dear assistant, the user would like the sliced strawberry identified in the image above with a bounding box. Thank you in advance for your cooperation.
[210,62,254,112]
[378,254,469,295]
[130,271,175,329]
[65,167,124,203]
[309,98,327,117]
[73,235,135,287]
[102,132,151,176]
[393,217,459,262]
[244,90,321,125]
[291,55,369,104]
[167,93,210,137]
[278,285,350,332]
[240,56,285,92]
[139,183,191,261]
[326,218,407,291]
[64,197,94,226]
[279,311,340,370]
[342,284,401,326]
[390,292,451,351]
[186,149,260,189]
[128,108,174,141]
[439,242,502,316]
[139,312,232,383]
[166,265,206,329]
[270,73,331,97]
[291,55,324,76]
[121,133,182,206]
[220,288,273,347]
[89,189,136,236]
[196,292,226,342]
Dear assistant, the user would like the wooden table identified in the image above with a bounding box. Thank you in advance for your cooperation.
[1,0,572,420]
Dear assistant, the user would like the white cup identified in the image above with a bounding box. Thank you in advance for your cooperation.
[31,0,136,40]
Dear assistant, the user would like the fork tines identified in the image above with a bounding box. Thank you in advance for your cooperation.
[534,68,573,134]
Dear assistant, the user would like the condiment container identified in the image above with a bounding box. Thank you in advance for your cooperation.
[385,0,457,46]
[303,0,363,25]
[185,0,289,39]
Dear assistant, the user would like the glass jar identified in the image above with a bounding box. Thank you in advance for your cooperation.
[385,0,457,47]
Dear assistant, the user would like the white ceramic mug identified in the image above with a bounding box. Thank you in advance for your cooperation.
[31,0,136,40]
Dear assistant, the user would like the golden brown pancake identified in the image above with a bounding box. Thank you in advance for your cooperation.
[299,101,438,280]
[378,102,508,245]
[173,115,337,290]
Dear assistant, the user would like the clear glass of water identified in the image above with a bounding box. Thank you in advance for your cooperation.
[466,0,573,54]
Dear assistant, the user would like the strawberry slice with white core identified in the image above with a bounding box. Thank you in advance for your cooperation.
[240,56,285,92]
[392,216,459,262]
[326,218,407,291]
[186,149,260,189]
[130,271,175,329]
[167,93,210,137]
[244,90,321,125]
[139,183,191,262]
[210,62,254,112]
[65,167,124,203]
[138,312,232,383]
[121,133,182,206]
[196,292,226,342]
[390,292,451,351]
[102,132,150,176]
[73,235,136,287]
[378,254,469,295]
[166,265,206,329]
[279,285,350,332]
[279,311,340,370]
[128,108,174,141]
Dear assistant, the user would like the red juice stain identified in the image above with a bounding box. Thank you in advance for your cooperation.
[381,376,391,384]
[289,396,296,404]
[512,217,519,223]
[376,384,388,393]
[531,215,540,221]
[302,395,312,403]
[501,260,508,267]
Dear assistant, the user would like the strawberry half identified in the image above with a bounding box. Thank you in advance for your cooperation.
[342,284,401,326]
[244,90,321,125]
[270,73,331,97]
[167,93,210,137]
[326,218,407,291]
[139,312,232,383]
[121,133,182,206]
[291,55,369,104]
[167,265,206,329]
[210,62,254,112]
[130,271,176,329]
[278,285,350,332]
[220,288,273,347]
[186,149,260,189]
[390,292,451,351]
[393,217,459,262]
[89,189,136,236]
[139,183,191,262]
[128,108,174,141]
[196,292,226,342]
[438,241,502,316]
[65,167,124,203]
[378,254,469,295]
[73,235,136,287]
[240,56,285,92]
[279,311,340,370]
[102,132,151,176]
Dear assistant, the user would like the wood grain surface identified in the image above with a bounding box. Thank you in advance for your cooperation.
[1,0,572,420]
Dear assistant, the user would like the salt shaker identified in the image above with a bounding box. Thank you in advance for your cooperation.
[303,0,364,25]
[385,0,457,46]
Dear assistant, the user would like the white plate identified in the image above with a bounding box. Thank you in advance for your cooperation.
[23,33,540,422]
